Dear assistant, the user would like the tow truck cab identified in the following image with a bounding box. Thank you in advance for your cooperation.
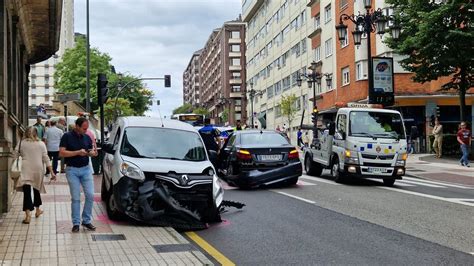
[304,103,408,186]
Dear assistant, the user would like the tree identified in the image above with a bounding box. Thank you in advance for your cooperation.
[102,98,134,125]
[107,74,154,116]
[385,0,473,121]
[173,103,193,114]
[280,94,298,142]
[220,108,229,124]
[193,107,210,117]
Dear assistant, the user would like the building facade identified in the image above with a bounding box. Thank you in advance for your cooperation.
[28,0,74,116]
[0,0,62,213]
[183,49,203,106]
[198,19,247,126]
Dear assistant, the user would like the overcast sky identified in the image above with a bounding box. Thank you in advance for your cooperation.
[74,0,242,117]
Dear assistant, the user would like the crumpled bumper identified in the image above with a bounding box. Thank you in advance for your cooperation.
[112,176,221,230]
[229,161,303,188]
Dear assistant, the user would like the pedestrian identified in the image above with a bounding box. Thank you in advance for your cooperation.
[409,125,418,154]
[45,120,51,129]
[59,117,98,232]
[303,131,310,147]
[276,125,281,132]
[432,118,443,158]
[457,122,471,167]
[14,127,56,224]
[44,120,63,176]
[57,117,67,132]
[236,120,242,131]
[297,129,303,148]
[33,117,45,141]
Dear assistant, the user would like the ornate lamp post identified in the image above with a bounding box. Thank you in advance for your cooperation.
[246,81,263,128]
[335,0,401,104]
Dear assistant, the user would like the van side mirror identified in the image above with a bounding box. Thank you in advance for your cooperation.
[101,142,115,154]
[328,122,336,136]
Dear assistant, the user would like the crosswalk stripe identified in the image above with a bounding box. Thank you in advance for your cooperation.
[393,182,416,187]
[300,175,341,185]
[403,176,474,189]
[397,179,446,188]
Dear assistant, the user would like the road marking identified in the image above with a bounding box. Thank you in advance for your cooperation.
[301,175,341,185]
[275,191,316,204]
[380,187,474,207]
[297,180,316,186]
[185,231,235,266]
[397,179,447,188]
[393,182,416,187]
[403,176,474,189]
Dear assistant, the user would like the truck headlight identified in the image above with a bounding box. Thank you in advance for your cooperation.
[396,153,407,166]
[344,150,359,165]
[120,161,145,181]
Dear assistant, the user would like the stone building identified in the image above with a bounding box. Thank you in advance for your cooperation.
[0,0,62,213]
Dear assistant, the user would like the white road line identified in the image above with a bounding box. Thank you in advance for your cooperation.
[300,175,341,185]
[380,187,474,207]
[275,191,316,204]
[297,180,316,186]
[397,179,447,188]
[403,176,474,189]
[393,182,416,187]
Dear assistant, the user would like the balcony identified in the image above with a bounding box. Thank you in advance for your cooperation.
[230,92,242,98]
[229,65,242,71]
[235,106,242,112]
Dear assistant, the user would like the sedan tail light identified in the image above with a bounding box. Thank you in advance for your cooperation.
[288,149,299,160]
[237,149,252,160]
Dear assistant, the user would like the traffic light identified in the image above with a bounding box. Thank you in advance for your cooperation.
[97,73,108,105]
[436,106,440,118]
[311,108,318,124]
[164,75,171,87]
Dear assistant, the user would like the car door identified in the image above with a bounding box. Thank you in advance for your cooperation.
[333,114,347,168]
[219,133,237,170]
[104,126,121,185]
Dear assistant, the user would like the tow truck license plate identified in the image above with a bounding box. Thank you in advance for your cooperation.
[368,167,387,173]
[260,155,282,161]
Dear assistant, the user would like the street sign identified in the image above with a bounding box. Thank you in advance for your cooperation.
[369,57,394,106]
[58,93,80,103]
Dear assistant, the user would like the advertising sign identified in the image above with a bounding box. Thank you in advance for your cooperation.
[370,57,395,106]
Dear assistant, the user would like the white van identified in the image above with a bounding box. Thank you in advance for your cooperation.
[101,117,224,229]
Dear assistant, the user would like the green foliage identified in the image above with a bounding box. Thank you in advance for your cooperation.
[385,0,474,121]
[102,98,134,125]
[280,94,298,125]
[173,103,193,114]
[107,74,154,116]
[220,108,229,123]
[193,107,210,117]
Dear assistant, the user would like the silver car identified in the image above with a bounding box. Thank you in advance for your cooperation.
[101,117,224,230]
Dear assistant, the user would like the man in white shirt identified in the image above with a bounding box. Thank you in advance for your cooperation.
[44,120,64,175]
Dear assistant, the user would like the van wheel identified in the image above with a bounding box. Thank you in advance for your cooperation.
[331,157,345,183]
[100,173,109,201]
[305,156,323,176]
[383,179,396,187]
[106,185,125,221]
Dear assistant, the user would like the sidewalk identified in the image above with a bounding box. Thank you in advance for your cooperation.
[406,154,474,186]
[0,173,213,265]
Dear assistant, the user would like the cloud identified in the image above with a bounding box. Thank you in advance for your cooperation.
[74,0,242,116]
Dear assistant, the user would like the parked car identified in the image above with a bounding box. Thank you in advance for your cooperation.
[101,117,224,230]
[217,130,303,188]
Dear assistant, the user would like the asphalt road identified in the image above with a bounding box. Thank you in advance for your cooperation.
[188,172,474,265]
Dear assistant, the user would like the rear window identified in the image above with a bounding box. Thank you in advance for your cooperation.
[241,132,289,145]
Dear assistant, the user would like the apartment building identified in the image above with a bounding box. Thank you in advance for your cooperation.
[183,49,203,106]
[28,0,75,115]
[242,0,327,136]
[199,19,247,126]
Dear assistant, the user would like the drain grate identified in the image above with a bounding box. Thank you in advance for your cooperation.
[91,234,126,241]
[153,244,197,253]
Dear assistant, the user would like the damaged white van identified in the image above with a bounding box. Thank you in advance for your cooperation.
[101,117,224,230]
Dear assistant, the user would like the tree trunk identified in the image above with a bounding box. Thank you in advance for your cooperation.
[458,67,468,123]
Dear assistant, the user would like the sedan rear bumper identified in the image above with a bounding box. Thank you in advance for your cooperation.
[228,161,303,188]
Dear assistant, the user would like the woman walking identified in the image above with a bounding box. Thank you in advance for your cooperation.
[14,127,56,224]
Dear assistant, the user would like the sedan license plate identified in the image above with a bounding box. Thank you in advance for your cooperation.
[259,154,281,161]
[368,167,387,173]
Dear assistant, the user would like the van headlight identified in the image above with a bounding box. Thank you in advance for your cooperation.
[120,161,145,181]
[344,150,359,165]
[212,174,224,207]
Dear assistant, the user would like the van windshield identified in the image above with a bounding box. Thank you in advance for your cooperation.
[120,127,207,161]
[349,111,406,139]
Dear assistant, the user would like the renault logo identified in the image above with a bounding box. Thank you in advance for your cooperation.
[180,175,189,185]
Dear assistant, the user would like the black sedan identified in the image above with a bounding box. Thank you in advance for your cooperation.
[217,130,303,188]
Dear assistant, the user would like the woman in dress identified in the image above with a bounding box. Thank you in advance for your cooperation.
[15,127,56,224]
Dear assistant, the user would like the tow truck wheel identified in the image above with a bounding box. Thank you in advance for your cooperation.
[101,173,109,202]
[383,179,396,187]
[305,156,322,176]
[331,157,345,183]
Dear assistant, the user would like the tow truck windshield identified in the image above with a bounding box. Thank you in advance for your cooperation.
[349,111,406,139]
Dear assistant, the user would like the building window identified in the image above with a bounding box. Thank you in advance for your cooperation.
[356,61,368,80]
[231,85,241,92]
[302,94,308,109]
[301,10,307,25]
[231,72,241,79]
[326,74,333,90]
[230,45,240,52]
[231,58,241,66]
[342,67,350,86]
[235,99,242,106]
[45,96,50,102]
[282,76,291,90]
[314,14,321,29]
[325,38,333,57]
[231,31,240,39]
[45,76,50,84]
[341,28,349,48]
[324,4,332,24]
[301,39,307,54]
[274,81,282,95]
[275,105,281,117]
[314,46,321,62]
[267,85,274,99]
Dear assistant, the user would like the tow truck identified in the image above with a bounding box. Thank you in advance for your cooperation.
[303,102,408,186]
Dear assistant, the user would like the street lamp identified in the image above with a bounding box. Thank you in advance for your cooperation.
[246,81,264,128]
[296,61,332,115]
[335,4,401,104]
